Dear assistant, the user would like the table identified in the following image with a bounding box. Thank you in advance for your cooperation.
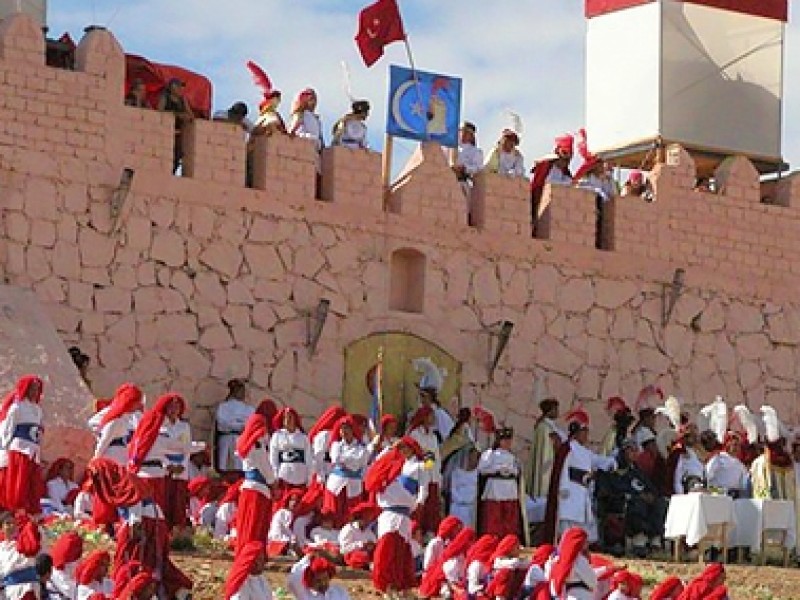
[664,493,735,561]
[729,499,796,557]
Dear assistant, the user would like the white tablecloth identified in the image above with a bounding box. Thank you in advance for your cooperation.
[729,499,797,551]
[664,493,734,546]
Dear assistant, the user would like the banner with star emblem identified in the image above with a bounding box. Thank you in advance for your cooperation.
[386,64,462,148]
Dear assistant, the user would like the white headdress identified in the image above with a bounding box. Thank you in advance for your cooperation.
[732,405,759,445]
[699,395,727,443]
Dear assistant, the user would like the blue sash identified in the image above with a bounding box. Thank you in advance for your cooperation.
[245,469,267,485]
[165,453,184,463]
[398,475,419,496]
[3,566,38,586]
[332,465,363,479]
[12,422,41,443]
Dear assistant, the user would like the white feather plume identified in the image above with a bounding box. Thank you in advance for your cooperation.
[699,396,727,443]
[505,109,523,135]
[413,357,446,392]
[340,60,355,102]
[760,405,781,443]
[654,395,682,430]
[733,405,759,445]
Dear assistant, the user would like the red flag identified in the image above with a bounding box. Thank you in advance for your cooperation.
[355,0,406,67]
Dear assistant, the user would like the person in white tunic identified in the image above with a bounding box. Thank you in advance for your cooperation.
[270,408,312,497]
[484,129,525,177]
[332,100,370,149]
[452,121,484,224]
[549,527,596,600]
[705,433,749,495]
[0,513,40,600]
[290,88,324,154]
[339,503,378,570]
[672,427,705,494]
[287,554,350,600]
[91,383,143,465]
[446,446,479,528]
[215,379,254,472]
[478,428,522,539]
[47,531,83,600]
[224,541,273,600]
[324,416,370,526]
[408,406,443,535]
[45,458,79,516]
[556,409,616,542]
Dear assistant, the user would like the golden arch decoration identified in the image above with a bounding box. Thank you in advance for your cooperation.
[342,332,462,425]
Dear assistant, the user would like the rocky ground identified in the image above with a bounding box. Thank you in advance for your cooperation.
[173,549,800,600]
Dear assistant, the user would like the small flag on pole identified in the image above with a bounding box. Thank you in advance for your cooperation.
[355,0,406,67]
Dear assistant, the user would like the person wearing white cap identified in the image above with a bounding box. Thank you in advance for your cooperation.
[452,121,483,225]
[484,129,525,178]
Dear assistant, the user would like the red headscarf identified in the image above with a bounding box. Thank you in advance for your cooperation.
[219,479,244,506]
[308,406,346,443]
[531,544,554,567]
[465,534,498,567]
[349,501,380,522]
[128,393,185,472]
[50,531,84,569]
[273,407,304,433]
[117,571,154,600]
[255,399,278,435]
[75,550,110,585]
[364,436,422,494]
[236,414,269,459]
[650,576,684,600]
[436,515,463,540]
[13,514,41,557]
[678,563,725,600]
[419,527,476,597]
[302,556,336,590]
[612,570,644,597]
[86,457,149,509]
[98,383,143,429]
[224,541,265,599]
[293,479,324,518]
[46,457,74,482]
[112,560,144,598]
[380,414,398,433]
[408,405,433,432]
[550,527,588,597]
[292,88,317,115]
[328,415,357,448]
[188,476,212,498]
[489,534,520,564]
[0,375,43,422]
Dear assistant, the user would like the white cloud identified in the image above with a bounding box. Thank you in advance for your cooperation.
[48,1,800,174]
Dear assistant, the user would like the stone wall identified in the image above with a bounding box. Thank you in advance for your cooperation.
[2,14,800,454]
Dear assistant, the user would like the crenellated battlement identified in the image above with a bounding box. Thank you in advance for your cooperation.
[4,13,800,448]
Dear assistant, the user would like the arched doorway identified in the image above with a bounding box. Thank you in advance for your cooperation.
[342,332,462,425]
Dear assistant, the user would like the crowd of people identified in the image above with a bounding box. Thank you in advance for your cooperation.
[1,369,771,599]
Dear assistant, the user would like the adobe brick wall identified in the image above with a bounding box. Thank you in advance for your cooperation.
[2,14,800,457]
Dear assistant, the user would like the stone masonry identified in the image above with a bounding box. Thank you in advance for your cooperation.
[2,14,800,459]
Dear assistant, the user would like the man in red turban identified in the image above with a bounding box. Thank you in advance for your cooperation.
[287,554,349,600]
[0,511,42,600]
[48,531,84,598]
[236,413,276,555]
[224,541,271,599]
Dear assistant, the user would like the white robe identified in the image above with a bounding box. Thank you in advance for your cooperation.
[423,536,445,571]
[326,439,369,498]
[674,449,705,494]
[240,435,275,498]
[377,459,427,543]
[449,467,478,528]
[410,428,442,485]
[706,452,749,492]
[0,540,38,600]
[216,398,254,471]
[93,412,138,465]
[166,419,193,481]
[269,429,312,486]
[339,523,376,554]
[46,477,78,515]
[268,508,296,543]
[309,527,340,549]
[551,554,597,600]
[0,399,43,465]
[48,563,78,599]
[478,448,519,501]
[231,574,273,600]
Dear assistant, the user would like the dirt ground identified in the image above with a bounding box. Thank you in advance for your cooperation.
[173,549,800,600]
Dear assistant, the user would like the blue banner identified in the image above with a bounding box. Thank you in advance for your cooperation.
[386,65,462,148]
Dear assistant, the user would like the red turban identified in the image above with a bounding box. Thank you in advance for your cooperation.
[50,531,84,569]
[188,476,212,498]
[364,448,403,494]
[380,414,398,432]
[219,479,244,506]
[112,560,144,598]
[273,407,304,433]
[550,527,587,597]
[465,534,498,567]
[349,501,380,522]
[680,563,725,600]
[14,513,41,557]
[128,393,185,472]
[650,576,684,600]
[436,515,463,540]
[531,544,554,567]
[0,375,43,422]
[441,527,475,562]
[236,414,268,459]
[255,399,278,434]
[46,457,74,482]
[328,415,357,447]
[75,550,110,585]
[554,133,574,153]
[419,528,475,597]
[224,541,265,599]
[489,534,520,564]
[99,383,143,429]
[308,406,346,443]
[117,571,155,600]
[302,556,336,590]
[408,405,433,432]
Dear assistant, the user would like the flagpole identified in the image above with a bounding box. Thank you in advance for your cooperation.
[395,0,429,141]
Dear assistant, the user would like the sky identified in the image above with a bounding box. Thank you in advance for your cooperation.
[44,0,800,174]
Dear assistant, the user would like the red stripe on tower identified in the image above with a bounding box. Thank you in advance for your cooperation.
[586,0,787,21]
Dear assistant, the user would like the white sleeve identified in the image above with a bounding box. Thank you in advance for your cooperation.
[442,558,461,584]
[303,435,313,484]
[0,404,18,448]
[573,555,598,588]
[514,154,525,177]
[94,421,117,458]
[46,479,66,513]
[269,434,280,475]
